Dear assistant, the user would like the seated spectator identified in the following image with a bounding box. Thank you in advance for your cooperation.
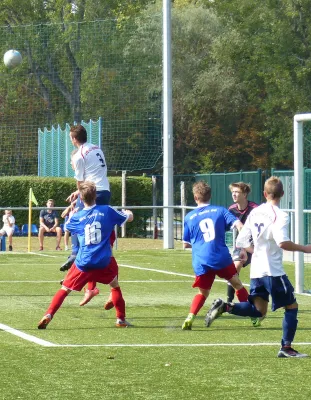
[39,199,62,251]
[0,209,15,251]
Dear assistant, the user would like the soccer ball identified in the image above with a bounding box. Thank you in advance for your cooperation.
[3,49,22,69]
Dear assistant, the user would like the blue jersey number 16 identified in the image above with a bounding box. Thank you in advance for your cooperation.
[85,222,102,245]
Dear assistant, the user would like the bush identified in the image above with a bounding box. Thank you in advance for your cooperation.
[0,176,152,237]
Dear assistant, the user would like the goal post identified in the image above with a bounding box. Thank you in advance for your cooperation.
[293,113,311,293]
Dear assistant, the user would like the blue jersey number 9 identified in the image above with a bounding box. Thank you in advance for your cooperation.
[85,222,102,245]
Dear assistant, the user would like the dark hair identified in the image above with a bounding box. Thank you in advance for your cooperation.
[192,181,211,203]
[79,181,97,204]
[70,125,87,144]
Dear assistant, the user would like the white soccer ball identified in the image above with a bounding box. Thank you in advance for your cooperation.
[3,49,22,69]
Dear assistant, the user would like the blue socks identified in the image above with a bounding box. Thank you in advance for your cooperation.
[281,308,298,347]
[230,302,263,318]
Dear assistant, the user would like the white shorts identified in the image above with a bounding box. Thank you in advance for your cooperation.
[0,226,14,236]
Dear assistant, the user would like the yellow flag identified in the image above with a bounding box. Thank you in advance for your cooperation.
[30,188,38,206]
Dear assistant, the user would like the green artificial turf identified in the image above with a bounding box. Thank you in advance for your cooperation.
[0,239,311,399]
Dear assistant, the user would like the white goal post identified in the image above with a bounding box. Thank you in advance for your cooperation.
[293,113,311,293]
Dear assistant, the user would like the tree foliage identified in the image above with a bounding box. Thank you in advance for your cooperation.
[1,0,311,174]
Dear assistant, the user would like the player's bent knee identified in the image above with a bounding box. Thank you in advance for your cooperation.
[109,276,119,288]
[285,302,298,310]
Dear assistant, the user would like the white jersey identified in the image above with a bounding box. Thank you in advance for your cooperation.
[1,214,15,235]
[2,214,15,228]
[236,203,290,278]
[73,142,110,191]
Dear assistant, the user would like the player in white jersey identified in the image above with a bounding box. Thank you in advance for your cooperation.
[67,124,110,204]
[60,125,111,305]
[205,176,311,358]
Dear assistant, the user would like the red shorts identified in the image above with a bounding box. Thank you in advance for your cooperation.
[192,263,237,290]
[63,257,118,291]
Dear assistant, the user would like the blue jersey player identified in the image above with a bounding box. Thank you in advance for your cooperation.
[182,181,249,330]
[38,181,133,329]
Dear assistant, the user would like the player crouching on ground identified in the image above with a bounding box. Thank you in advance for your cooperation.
[38,181,133,329]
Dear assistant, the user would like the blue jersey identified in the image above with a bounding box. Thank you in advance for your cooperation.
[183,204,238,275]
[65,205,127,271]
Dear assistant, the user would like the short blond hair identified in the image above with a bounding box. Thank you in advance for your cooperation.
[264,176,284,199]
[79,181,96,204]
[192,181,211,203]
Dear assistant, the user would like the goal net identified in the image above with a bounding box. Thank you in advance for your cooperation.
[0,16,163,176]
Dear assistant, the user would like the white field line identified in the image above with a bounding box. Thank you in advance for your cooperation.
[40,342,311,348]
[1,319,311,348]
[118,263,249,286]
[0,323,57,347]
[1,263,311,347]
[0,252,57,258]
[28,252,57,258]
[0,280,193,284]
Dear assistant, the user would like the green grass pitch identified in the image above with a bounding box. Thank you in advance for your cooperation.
[1,238,311,399]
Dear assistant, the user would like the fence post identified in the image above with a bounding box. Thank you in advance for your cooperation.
[121,171,127,238]
[152,176,158,239]
[290,211,295,262]
[181,181,186,241]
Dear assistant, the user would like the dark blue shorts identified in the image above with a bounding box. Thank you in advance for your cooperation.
[76,190,111,210]
[95,190,111,205]
[249,275,296,311]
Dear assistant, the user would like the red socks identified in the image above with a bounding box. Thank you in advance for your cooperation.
[87,281,96,290]
[236,287,249,302]
[111,287,126,320]
[46,289,69,316]
[190,294,206,315]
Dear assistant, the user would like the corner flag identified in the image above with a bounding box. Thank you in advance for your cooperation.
[29,188,38,206]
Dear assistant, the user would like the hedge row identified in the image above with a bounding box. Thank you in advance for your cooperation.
[0,176,153,237]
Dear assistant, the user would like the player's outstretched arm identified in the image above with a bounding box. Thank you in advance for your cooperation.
[279,241,311,253]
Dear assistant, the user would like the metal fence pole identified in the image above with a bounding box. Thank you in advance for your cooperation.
[180,181,186,242]
[152,176,158,239]
[121,171,127,238]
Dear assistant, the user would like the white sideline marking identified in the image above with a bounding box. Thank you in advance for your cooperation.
[49,342,311,348]
[28,252,57,258]
[119,263,194,278]
[0,280,193,284]
[119,263,250,287]
[0,252,57,258]
[1,263,310,347]
[0,323,58,347]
